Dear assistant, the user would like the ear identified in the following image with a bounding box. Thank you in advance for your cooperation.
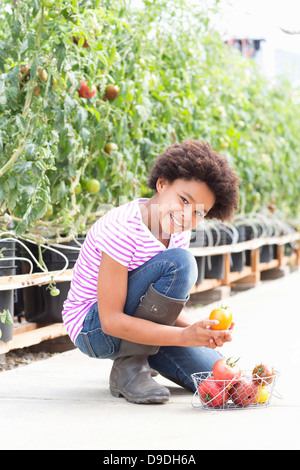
[156,178,169,193]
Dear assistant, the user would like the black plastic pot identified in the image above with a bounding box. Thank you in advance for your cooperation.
[273,243,292,260]
[259,244,273,263]
[204,228,227,280]
[243,222,278,265]
[205,255,224,279]
[244,225,256,266]
[195,257,205,285]
[190,228,205,248]
[284,243,294,256]
[14,242,25,321]
[0,240,16,342]
[190,228,206,285]
[22,238,84,324]
[230,225,246,272]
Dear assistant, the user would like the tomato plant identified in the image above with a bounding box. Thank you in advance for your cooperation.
[209,306,233,330]
[212,357,241,384]
[0,0,146,239]
[198,377,229,408]
[0,0,299,242]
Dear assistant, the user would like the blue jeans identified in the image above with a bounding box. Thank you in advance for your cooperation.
[75,248,222,391]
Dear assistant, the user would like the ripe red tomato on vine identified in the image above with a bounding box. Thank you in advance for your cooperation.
[78,80,97,99]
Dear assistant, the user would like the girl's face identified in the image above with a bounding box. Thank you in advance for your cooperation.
[156,178,216,235]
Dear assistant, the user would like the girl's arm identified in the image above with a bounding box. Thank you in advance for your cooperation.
[174,310,193,328]
[97,252,232,348]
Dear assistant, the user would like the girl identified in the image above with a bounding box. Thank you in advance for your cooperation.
[62,140,240,404]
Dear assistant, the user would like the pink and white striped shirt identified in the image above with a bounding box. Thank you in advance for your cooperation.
[62,198,191,343]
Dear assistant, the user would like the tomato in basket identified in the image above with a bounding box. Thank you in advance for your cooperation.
[198,377,229,407]
[252,363,275,386]
[213,357,241,385]
[229,377,259,406]
[254,386,269,404]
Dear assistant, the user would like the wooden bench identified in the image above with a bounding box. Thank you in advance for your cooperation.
[0,232,299,354]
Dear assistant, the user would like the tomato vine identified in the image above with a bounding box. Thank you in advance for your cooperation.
[0,0,299,241]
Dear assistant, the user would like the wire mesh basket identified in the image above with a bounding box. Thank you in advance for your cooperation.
[191,370,281,410]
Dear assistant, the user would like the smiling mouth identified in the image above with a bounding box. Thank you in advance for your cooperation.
[170,213,182,228]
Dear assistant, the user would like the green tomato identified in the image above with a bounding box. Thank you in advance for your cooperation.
[48,9,59,19]
[74,184,82,195]
[45,203,53,217]
[253,192,261,203]
[85,179,100,194]
[50,287,60,297]
[42,0,55,8]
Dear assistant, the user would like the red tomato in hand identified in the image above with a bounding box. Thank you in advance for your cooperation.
[229,377,259,406]
[198,377,229,408]
[213,357,241,385]
[252,363,275,386]
[209,306,232,330]
[78,81,96,99]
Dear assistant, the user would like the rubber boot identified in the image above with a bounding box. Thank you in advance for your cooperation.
[109,284,188,404]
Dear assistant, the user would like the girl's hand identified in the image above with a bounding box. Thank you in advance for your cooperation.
[181,318,234,349]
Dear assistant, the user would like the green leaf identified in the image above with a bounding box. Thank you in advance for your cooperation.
[0,309,13,325]
[55,42,67,71]
[25,143,36,158]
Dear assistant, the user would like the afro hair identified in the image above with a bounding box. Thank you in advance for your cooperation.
[147,139,240,221]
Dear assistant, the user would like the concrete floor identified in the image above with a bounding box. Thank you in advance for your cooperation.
[0,270,299,450]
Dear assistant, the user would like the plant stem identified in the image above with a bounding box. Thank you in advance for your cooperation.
[22,84,34,119]
[36,6,44,46]
[0,142,26,177]
[37,242,48,272]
